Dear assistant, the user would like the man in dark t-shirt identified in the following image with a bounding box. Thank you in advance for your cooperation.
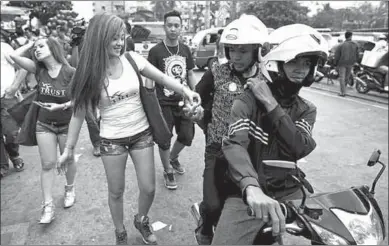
[147,10,196,190]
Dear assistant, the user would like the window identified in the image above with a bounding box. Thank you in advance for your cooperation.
[102,6,105,11]
[209,34,218,43]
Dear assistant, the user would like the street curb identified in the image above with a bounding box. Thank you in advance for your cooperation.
[309,85,388,105]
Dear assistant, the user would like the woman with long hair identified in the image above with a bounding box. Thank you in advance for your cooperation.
[10,37,77,224]
[57,13,200,245]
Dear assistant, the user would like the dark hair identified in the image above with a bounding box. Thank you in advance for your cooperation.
[345,31,352,39]
[71,13,126,113]
[164,10,182,23]
[32,37,70,83]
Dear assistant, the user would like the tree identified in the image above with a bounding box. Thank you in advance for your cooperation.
[239,1,309,28]
[151,1,179,21]
[310,1,388,30]
[7,1,73,26]
[310,3,335,28]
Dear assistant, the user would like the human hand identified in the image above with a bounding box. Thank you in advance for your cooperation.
[33,101,64,111]
[182,86,201,109]
[245,78,277,112]
[183,104,204,121]
[57,148,74,175]
[246,186,286,236]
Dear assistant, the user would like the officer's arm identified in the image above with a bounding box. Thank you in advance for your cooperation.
[222,94,261,197]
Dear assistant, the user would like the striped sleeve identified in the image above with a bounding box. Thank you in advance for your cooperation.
[222,94,260,197]
[264,104,317,161]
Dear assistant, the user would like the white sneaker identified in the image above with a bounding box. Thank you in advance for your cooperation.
[384,86,388,91]
[39,201,55,224]
[64,185,76,208]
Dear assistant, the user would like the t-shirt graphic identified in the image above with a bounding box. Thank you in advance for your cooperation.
[163,54,187,97]
[40,82,67,97]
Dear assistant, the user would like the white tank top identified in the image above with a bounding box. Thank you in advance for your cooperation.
[99,52,150,139]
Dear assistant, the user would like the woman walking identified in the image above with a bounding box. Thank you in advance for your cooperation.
[10,37,76,223]
[57,13,200,245]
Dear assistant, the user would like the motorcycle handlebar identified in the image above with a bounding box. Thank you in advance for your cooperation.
[247,203,304,235]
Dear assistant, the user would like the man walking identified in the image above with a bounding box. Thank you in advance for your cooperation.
[1,33,27,178]
[334,31,359,97]
[147,10,196,190]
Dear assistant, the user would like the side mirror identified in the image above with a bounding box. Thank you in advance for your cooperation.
[367,149,381,167]
[288,174,307,214]
[202,38,207,46]
[367,149,386,196]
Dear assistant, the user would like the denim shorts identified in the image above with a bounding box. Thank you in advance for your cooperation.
[36,121,69,135]
[100,128,154,156]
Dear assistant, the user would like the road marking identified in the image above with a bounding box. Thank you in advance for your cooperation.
[305,88,388,110]
[1,222,30,245]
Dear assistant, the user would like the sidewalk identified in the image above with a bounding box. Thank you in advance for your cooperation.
[310,78,388,105]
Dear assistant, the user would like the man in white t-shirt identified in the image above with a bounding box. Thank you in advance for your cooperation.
[1,34,27,178]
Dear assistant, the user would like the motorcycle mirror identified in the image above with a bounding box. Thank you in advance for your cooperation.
[288,174,307,214]
[367,149,386,195]
[367,149,381,166]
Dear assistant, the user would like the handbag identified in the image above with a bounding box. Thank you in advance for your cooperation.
[124,52,172,146]
[16,98,40,146]
[7,90,38,127]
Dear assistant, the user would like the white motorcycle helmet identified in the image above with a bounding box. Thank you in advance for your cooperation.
[220,14,269,63]
[261,24,329,87]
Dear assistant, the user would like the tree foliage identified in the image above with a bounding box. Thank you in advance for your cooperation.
[239,1,309,28]
[310,1,388,30]
[151,1,179,21]
[7,1,73,25]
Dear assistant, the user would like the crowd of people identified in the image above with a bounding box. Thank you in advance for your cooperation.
[1,8,354,245]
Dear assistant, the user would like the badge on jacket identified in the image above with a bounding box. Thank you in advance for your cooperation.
[228,82,237,92]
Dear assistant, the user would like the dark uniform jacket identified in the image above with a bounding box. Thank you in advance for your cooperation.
[222,89,317,199]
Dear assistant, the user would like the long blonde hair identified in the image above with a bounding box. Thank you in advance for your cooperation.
[70,13,126,112]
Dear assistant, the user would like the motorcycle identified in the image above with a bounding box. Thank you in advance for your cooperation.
[355,64,388,94]
[191,149,386,245]
[355,50,388,94]
[316,62,357,87]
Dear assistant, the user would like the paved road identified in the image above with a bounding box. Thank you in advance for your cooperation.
[1,70,388,245]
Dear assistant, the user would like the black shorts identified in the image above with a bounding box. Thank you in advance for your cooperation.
[159,105,194,149]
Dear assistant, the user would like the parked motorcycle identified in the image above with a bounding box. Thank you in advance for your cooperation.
[192,149,386,245]
[355,64,388,94]
[355,50,388,94]
[316,63,357,87]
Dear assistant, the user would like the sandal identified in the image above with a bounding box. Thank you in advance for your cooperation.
[11,157,25,172]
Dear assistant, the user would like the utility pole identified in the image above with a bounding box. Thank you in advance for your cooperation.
[205,0,211,29]
[230,0,237,21]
